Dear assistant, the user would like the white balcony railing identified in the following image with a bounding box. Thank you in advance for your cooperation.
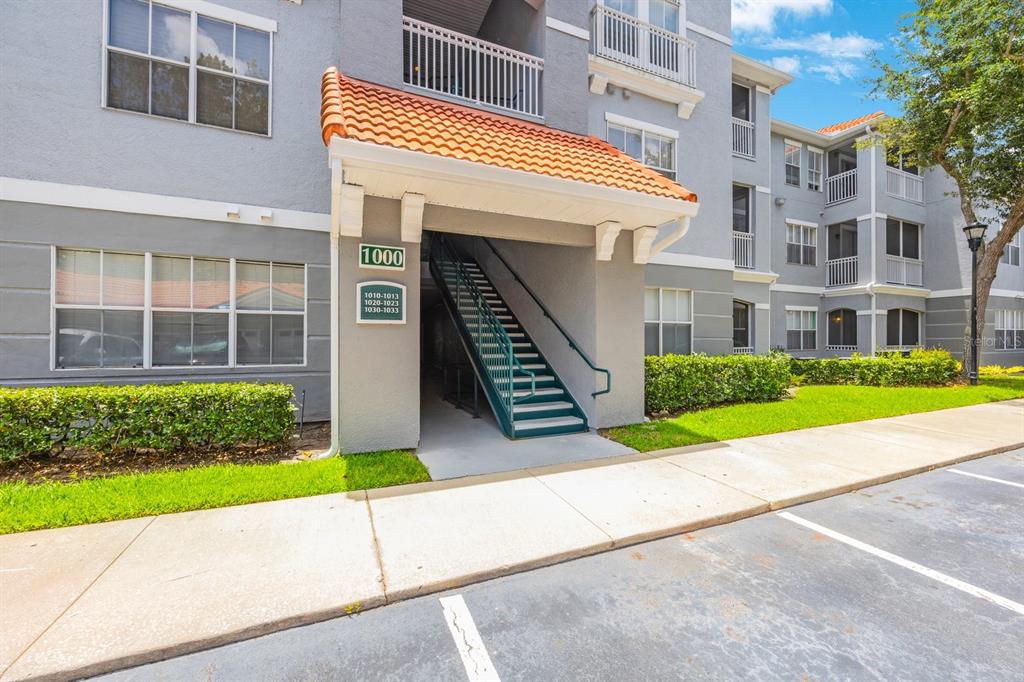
[885,167,924,203]
[733,346,754,355]
[826,345,858,353]
[732,231,753,269]
[826,255,858,287]
[886,255,924,286]
[826,169,858,205]
[732,117,754,158]
[403,17,544,118]
[590,5,697,87]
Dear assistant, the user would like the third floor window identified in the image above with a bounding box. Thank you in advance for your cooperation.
[1001,232,1021,266]
[784,142,801,186]
[732,83,750,121]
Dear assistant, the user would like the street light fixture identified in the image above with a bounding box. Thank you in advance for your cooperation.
[962,222,988,385]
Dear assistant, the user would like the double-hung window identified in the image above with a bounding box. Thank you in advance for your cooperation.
[784,142,801,186]
[54,248,305,369]
[644,287,692,355]
[1001,232,1021,266]
[994,310,1024,350]
[104,0,273,135]
[786,309,816,351]
[807,147,823,191]
[886,309,921,348]
[786,222,817,265]
[607,121,677,180]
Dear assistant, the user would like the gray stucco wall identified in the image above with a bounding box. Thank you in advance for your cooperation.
[646,264,733,355]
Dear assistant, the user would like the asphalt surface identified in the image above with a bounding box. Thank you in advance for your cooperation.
[97,449,1024,682]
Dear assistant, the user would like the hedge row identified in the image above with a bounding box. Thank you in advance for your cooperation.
[644,352,791,413]
[0,383,294,463]
[790,349,960,387]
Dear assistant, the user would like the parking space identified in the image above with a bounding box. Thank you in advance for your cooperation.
[98,449,1024,682]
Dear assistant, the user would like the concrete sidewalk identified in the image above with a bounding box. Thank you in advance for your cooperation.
[3,400,1022,681]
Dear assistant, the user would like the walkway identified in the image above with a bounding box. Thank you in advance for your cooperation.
[1,400,1021,681]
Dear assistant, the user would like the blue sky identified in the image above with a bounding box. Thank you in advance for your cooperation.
[731,0,916,130]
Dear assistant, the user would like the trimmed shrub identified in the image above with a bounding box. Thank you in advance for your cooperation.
[790,349,960,387]
[644,352,791,413]
[0,382,294,463]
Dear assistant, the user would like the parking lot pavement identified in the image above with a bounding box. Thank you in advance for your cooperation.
[98,449,1024,682]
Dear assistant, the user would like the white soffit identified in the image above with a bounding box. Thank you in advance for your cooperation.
[329,137,699,231]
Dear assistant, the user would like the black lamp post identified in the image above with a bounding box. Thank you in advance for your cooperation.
[962,222,988,385]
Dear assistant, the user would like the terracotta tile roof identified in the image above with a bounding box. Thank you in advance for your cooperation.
[320,68,697,203]
[816,111,885,136]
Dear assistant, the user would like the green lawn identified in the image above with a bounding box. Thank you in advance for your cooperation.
[0,450,430,535]
[606,377,1024,453]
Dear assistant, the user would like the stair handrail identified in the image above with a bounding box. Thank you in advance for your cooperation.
[432,237,536,422]
[480,237,611,397]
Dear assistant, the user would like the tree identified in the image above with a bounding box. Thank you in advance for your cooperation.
[870,0,1024,371]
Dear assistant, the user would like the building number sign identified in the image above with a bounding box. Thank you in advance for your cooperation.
[359,243,405,271]
[357,281,406,324]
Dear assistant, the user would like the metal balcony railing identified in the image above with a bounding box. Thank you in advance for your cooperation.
[826,255,858,287]
[886,255,924,286]
[590,5,696,87]
[403,17,544,118]
[732,231,753,269]
[826,169,857,205]
[885,167,924,203]
[732,117,754,158]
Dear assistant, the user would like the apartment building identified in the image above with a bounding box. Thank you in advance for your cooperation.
[2,0,1021,453]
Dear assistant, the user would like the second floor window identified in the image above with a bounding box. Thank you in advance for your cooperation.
[886,219,921,259]
[784,142,801,186]
[786,223,817,265]
[732,185,750,232]
[732,83,751,121]
[1001,232,1021,266]
[607,122,676,180]
[807,147,823,191]
[105,0,272,135]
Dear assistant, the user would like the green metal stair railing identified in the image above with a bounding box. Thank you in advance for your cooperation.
[429,236,536,436]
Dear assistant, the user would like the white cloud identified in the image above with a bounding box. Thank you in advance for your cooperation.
[807,60,858,83]
[731,0,833,34]
[769,55,802,75]
[763,32,881,59]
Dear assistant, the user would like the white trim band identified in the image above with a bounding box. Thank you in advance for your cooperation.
[685,21,731,46]
[647,252,734,271]
[546,16,589,41]
[604,112,680,140]
[157,0,276,32]
[772,283,824,294]
[785,305,818,312]
[784,218,818,228]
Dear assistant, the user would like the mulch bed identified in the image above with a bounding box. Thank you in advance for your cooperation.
[1,422,332,485]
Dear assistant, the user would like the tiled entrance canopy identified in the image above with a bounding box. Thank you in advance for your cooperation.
[320,68,697,203]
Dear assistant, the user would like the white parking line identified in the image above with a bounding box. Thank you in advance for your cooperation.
[947,468,1024,489]
[439,594,501,682]
[778,511,1024,616]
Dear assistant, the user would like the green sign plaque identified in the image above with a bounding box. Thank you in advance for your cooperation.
[359,243,406,271]
[357,281,406,324]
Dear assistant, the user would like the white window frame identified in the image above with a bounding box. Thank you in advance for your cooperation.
[51,246,306,370]
[886,218,923,260]
[807,146,823,192]
[606,115,678,180]
[786,221,818,266]
[1001,232,1021,266]
[784,140,802,187]
[885,308,922,349]
[994,309,1024,350]
[600,0,685,33]
[101,0,275,136]
[644,286,693,355]
[785,306,817,351]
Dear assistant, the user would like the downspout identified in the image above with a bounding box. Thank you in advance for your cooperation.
[867,125,878,357]
[316,157,344,458]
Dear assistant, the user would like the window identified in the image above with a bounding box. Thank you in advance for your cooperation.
[886,149,919,175]
[786,309,816,351]
[807,147,823,191]
[784,142,801,186]
[105,0,272,134]
[732,185,750,233]
[54,248,305,369]
[827,309,857,348]
[732,301,751,349]
[886,309,921,348]
[994,310,1024,350]
[644,287,691,355]
[886,219,921,259]
[1001,232,1021,266]
[55,249,145,368]
[605,0,679,32]
[731,83,750,121]
[607,122,676,180]
[786,223,817,265]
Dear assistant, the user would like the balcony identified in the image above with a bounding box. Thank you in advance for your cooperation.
[886,255,924,286]
[885,167,924,203]
[732,231,753,269]
[825,169,857,206]
[826,255,858,287]
[590,5,696,88]
[732,118,754,158]
[732,346,754,355]
[402,17,544,118]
